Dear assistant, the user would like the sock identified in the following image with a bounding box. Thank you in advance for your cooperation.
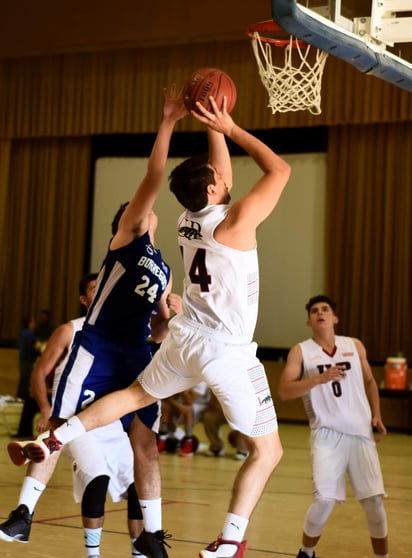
[139,498,162,532]
[84,526,102,557]
[18,476,46,514]
[301,545,316,557]
[185,425,193,437]
[222,512,249,542]
[54,416,86,445]
[375,554,389,558]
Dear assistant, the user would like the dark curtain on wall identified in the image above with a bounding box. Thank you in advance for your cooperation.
[0,137,91,342]
[0,43,411,352]
[326,123,412,362]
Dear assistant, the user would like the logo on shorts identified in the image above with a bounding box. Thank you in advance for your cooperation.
[260,394,272,405]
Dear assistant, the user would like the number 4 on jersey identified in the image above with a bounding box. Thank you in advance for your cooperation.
[189,248,211,292]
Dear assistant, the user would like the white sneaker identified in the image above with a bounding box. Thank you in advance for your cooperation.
[8,430,62,466]
[203,448,225,457]
[234,451,248,461]
[200,536,247,557]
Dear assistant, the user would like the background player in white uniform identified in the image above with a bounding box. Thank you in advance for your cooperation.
[11,94,291,558]
[1,273,147,558]
[278,295,388,558]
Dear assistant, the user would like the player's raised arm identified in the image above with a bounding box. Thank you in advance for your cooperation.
[111,85,187,249]
[192,96,290,249]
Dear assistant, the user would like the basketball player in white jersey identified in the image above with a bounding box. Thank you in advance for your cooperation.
[9,95,290,558]
[0,273,147,558]
[278,295,388,558]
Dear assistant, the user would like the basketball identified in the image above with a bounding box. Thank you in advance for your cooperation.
[182,67,237,114]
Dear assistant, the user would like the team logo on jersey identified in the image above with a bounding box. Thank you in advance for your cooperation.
[145,243,155,256]
[178,218,202,240]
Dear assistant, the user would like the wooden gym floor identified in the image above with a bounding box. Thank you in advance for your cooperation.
[0,421,410,558]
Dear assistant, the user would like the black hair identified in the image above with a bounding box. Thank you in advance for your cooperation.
[305,295,337,316]
[78,273,98,297]
[169,153,215,212]
[111,202,129,235]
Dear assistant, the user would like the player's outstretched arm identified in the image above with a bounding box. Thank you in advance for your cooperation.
[111,85,187,249]
[30,322,73,431]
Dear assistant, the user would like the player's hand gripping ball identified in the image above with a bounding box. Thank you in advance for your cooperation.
[182,67,237,114]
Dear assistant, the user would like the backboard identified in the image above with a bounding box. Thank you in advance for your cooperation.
[270,0,412,92]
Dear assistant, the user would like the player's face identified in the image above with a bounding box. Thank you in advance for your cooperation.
[307,302,338,330]
[85,280,97,307]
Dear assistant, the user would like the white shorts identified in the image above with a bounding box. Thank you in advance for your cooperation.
[139,315,278,437]
[311,427,386,501]
[64,420,134,504]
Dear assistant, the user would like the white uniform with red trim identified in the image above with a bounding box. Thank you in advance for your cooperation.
[299,335,385,501]
[140,205,277,437]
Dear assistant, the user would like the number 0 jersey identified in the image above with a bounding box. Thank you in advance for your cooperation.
[177,205,259,340]
[300,335,373,439]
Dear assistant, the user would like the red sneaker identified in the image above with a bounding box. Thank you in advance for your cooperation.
[8,430,62,466]
[199,536,247,557]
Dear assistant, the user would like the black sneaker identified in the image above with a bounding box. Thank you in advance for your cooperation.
[296,550,316,558]
[134,529,172,558]
[0,504,32,543]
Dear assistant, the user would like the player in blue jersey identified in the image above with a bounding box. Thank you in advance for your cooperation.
[9,94,290,558]
[8,85,187,558]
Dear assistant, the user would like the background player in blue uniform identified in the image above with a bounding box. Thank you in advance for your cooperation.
[9,85,187,558]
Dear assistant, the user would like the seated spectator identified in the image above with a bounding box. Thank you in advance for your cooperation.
[203,392,249,460]
[157,381,211,456]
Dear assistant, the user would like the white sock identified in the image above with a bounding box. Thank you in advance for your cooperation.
[54,416,86,445]
[375,554,389,558]
[139,498,162,532]
[18,476,46,514]
[301,545,316,557]
[222,512,248,541]
[84,526,102,557]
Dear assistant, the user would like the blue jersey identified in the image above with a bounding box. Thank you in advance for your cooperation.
[52,232,169,430]
[85,232,171,346]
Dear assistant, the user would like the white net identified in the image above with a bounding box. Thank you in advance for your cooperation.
[251,32,328,115]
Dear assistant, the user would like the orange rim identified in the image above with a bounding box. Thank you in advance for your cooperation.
[246,20,307,48]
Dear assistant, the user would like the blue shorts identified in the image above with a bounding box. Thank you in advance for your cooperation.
[52,330,159,431]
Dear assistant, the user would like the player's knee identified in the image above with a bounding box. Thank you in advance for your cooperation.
[81,475,109,518]
[127,483,143,520]
[304,496,335,537]
[249,433,283,470]
[360,495,388,538]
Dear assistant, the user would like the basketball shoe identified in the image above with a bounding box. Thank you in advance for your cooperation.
[8,430,62,466]
[203,447,225,457]
[200,536,247,557]
[296,550,316,558]
[157,434,168,453]
[0,504,32,543]
[178,435,199,456]
[133,529,172,558]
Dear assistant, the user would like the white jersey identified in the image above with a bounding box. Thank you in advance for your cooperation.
[177,205,259,340]
[52,317,85,400]
[300,335,373,439]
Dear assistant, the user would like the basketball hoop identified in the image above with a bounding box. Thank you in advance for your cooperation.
[247,20,328,115]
